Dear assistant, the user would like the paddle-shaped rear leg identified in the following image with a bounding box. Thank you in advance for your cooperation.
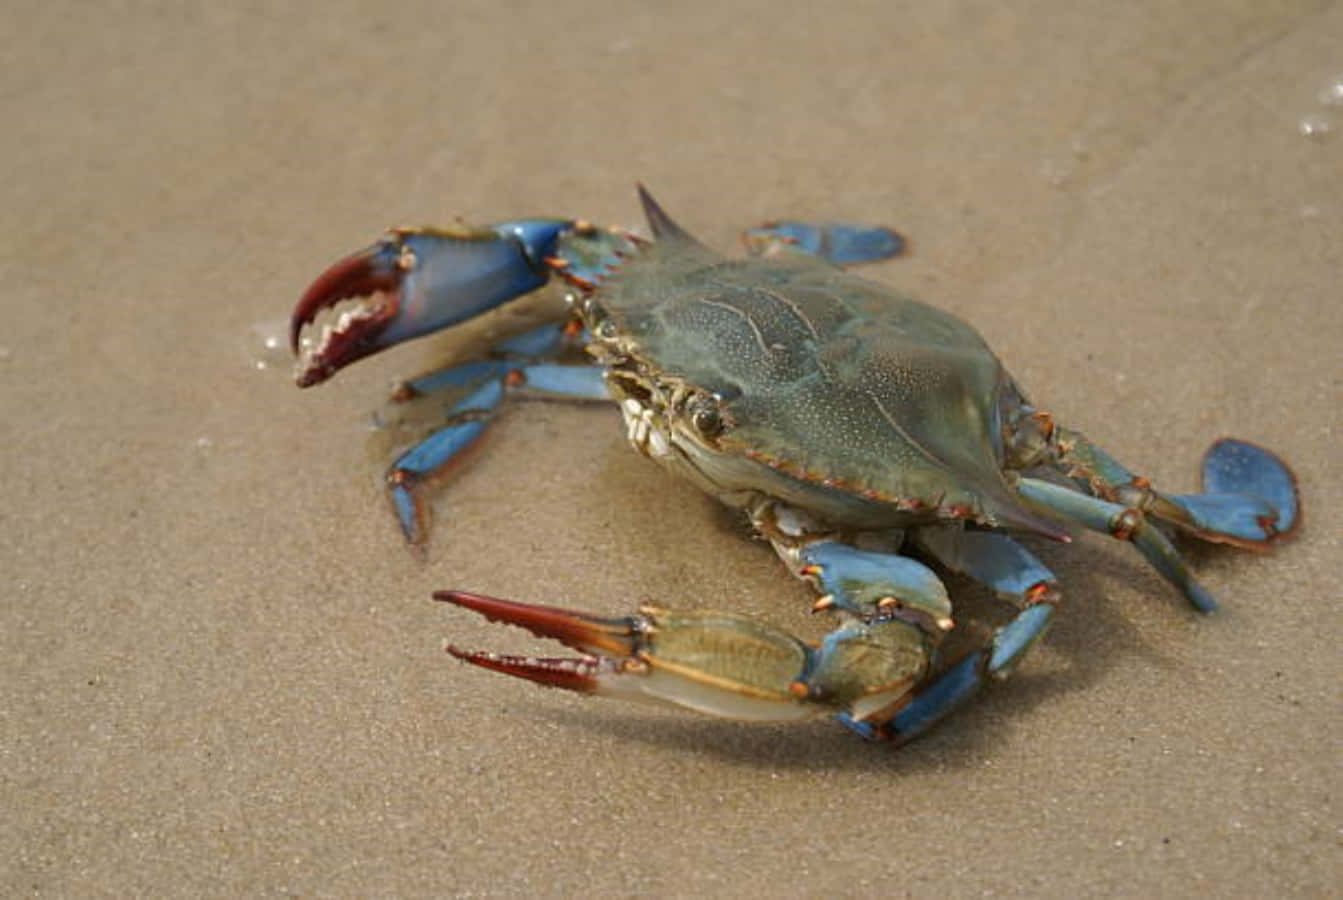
[1049,429,1299,548]
[1006,407,1300,611]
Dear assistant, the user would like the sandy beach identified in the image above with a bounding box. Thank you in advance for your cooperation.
[4,2,1340,895]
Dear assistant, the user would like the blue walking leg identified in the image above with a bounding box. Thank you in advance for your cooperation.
[913,526,1058,604]
[837,529,1058,743]
[1015,477,1218,612]
[790,538,1056,744]
[796,541,952,627]
[387,360,609,544]
[741,221,906,265]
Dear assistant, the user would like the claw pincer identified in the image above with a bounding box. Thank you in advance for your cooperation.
[291,220,575,388]
[439,591,643,693]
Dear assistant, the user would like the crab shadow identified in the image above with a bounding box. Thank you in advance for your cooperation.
[515,532,1214,775]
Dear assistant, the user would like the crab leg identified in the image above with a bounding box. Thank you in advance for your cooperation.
[292,216,640,543]
[440,556,1058,746]
[794,541,953,630]
[384,355,610,545]
[438,589,939,725]
[1172,438,1300,545]
[1005,406,1298,610]
[785,536,1055,726]
[439,591,818,721]
[439,537,1061,743]
[838,601,1057,743]
[1016,476,1219,612]
[391,321,576,396]
[912,526,1058,605]
[819,530,1060,743]
[1048,430,1299,549]
[742,221,906,265]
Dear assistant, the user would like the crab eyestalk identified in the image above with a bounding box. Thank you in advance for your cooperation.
[290,221,574,387]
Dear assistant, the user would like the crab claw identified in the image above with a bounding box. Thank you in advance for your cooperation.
[437,590,934,724]
[437,590,825,721]
[291,221,572,387]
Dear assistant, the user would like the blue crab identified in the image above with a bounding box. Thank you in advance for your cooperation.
[290,187,1299,743]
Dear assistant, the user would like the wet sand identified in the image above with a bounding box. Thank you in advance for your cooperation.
[4,2,1340,895]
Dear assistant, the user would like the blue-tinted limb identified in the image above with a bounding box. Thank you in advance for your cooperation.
[794,536,1055,744]
[292,212,640,390]
[911,529,1057,673]
[912,526,1057,604]
[1050,428,1298,549]
[1016,477,1218,613]
[1172,438,1299,546]
[797,541,951,627]
[836,529,1058,743]
[742,221,906,265]
[838,603,1055,743]
[393,322,587,399]
[387,356,609,544]
[438,530,1054,741]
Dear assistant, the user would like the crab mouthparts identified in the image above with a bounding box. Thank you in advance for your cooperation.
[290,244,405,387]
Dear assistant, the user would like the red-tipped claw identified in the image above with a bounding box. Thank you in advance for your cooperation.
[290,223,564,388]
[291,241,409,387]
[436,590,828,721]
[436,590,642,692]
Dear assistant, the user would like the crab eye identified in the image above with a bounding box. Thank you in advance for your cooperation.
[583,299,617,337]
[689,397,724,438]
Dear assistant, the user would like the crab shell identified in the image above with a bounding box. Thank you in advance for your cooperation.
[580,214,1065,540]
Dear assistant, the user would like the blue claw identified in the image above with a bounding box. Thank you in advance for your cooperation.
[291,220,572,387]
[743,221,906,265]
